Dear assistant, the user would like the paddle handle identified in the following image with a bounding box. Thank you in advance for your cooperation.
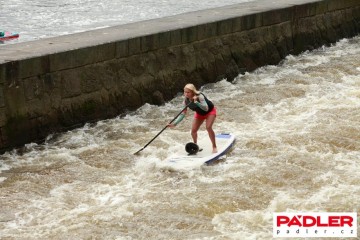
[133,103,190,155]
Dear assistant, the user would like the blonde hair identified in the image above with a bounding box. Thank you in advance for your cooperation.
[184,83,200,95]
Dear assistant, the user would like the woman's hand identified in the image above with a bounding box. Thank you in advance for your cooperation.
[167,123,176,128]
[192,96,199,102]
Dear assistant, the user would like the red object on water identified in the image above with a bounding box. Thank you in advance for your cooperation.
[0,31,20,41]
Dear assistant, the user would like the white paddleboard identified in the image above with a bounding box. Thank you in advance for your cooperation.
[161,133,235,170]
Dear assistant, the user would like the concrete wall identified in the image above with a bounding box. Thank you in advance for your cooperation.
[0,0,359,152]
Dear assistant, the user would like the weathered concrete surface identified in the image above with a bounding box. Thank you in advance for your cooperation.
[0,0,359,151]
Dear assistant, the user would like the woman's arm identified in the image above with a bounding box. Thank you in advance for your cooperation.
[168,101,187,127]
[194,94,208,111]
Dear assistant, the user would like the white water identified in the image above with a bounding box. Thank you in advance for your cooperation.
[0,36,359,239]
[0,0,257,43]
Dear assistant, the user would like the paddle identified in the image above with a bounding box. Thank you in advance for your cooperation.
[133,103,190,155]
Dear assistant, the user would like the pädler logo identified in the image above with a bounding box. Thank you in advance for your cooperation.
[273,212,357,238]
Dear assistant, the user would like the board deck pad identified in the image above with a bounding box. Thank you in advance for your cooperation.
[160,133,235,170]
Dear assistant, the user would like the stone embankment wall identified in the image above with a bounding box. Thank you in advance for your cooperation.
[0,0,359,151]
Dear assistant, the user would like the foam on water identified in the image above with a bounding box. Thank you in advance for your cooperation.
[0,36,359,239]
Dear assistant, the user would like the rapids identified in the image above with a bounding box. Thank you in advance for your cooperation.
[0,36,359,239]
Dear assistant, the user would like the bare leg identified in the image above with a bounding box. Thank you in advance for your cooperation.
[191,118,204,144]
[205,114,217,153]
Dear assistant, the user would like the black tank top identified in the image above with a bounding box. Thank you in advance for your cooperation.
[185,93,214,116]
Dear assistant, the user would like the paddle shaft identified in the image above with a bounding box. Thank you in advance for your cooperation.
[133,103,190,155]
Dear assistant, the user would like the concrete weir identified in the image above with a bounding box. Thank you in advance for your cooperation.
[0,0,359,151]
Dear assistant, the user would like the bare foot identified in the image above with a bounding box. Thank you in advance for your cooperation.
[212,148,218,153]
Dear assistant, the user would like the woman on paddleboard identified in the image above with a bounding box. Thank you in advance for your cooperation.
[168,83,217,153]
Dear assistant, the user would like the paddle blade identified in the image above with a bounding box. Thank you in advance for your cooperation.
[133,148,144,155]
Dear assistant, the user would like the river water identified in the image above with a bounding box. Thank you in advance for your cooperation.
[1,0,360,239]
[0,31,359,238]
[0,0,255,43]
